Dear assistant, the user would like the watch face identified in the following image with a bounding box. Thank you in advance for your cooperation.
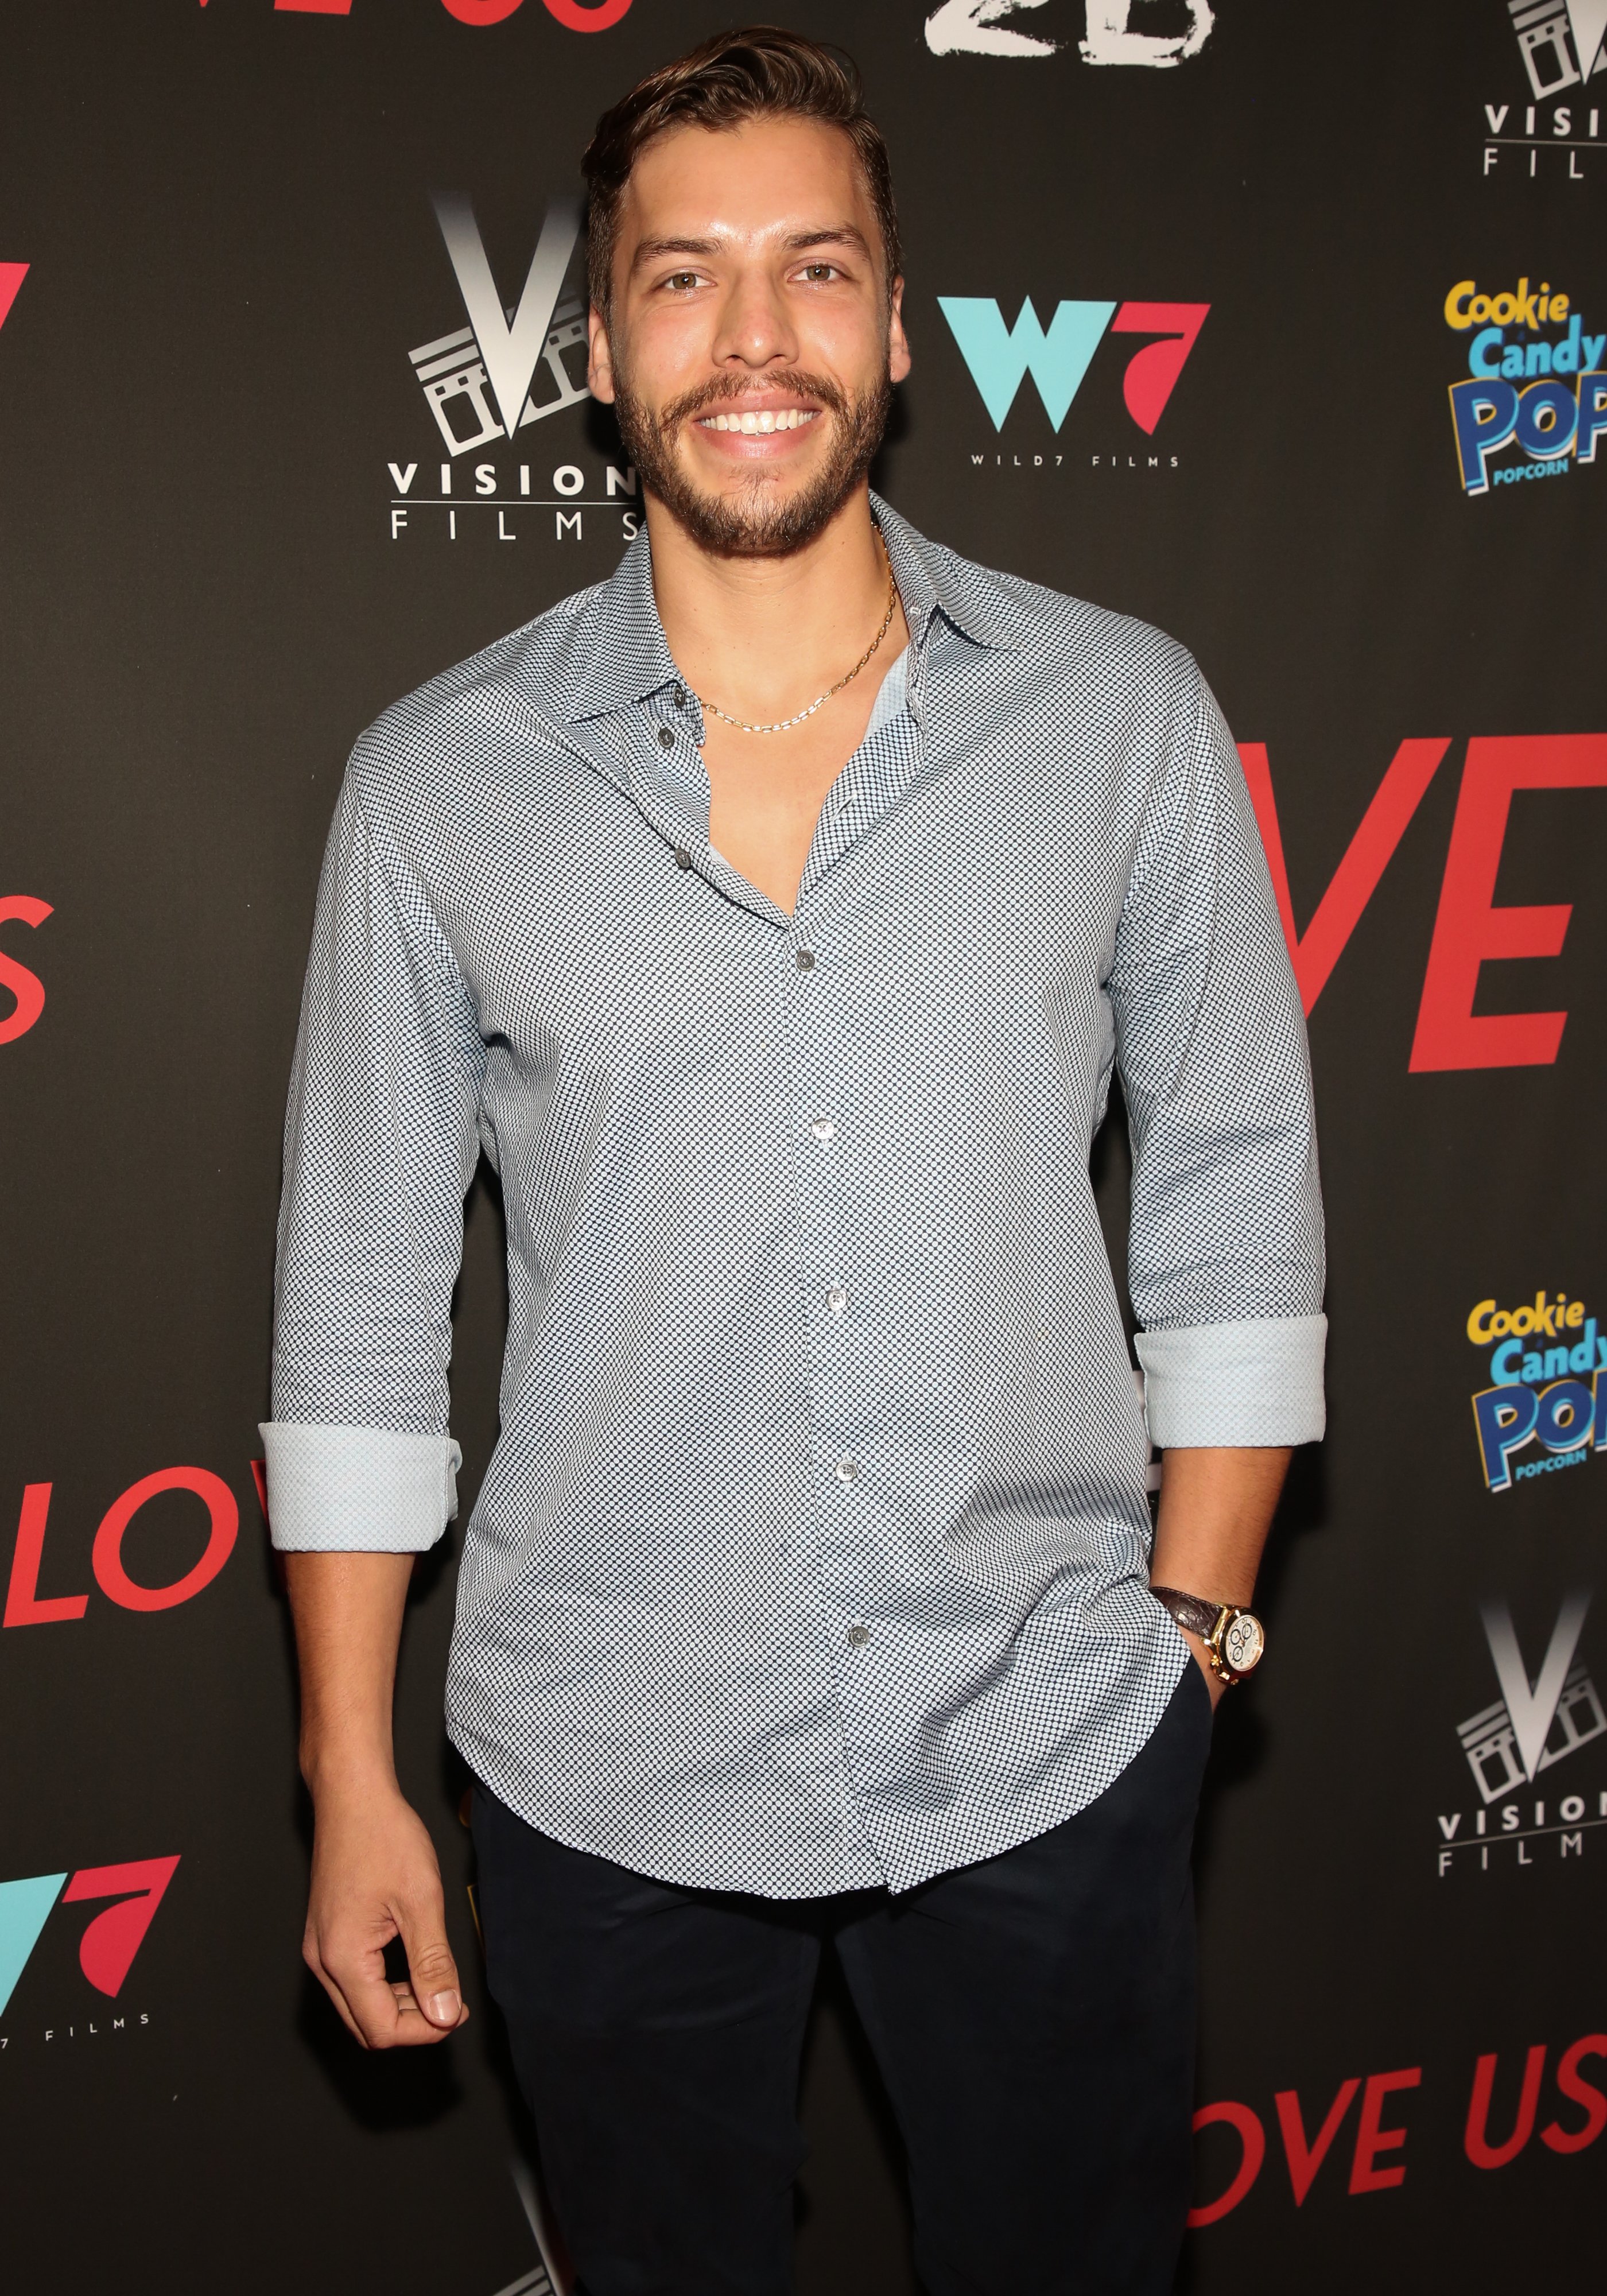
[1222,1611,1265,1674]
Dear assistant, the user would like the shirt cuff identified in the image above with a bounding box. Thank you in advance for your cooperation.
[258,1422,461,1552]
[1135,1314,1327,1448]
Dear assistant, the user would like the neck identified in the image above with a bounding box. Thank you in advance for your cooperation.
[646,486,894,723]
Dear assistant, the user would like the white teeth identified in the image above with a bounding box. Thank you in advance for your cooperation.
[702,406,816,433]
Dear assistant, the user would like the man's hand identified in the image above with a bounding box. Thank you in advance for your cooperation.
[284,1549,468,2049]
[303,1773,469,2049]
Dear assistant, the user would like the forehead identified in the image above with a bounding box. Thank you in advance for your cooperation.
[619,114,874,249]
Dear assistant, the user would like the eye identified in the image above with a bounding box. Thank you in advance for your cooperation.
[798,262,841,284]
[662,270,704,293]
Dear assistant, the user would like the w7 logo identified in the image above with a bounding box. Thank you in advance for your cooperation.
[939,297,1208,432]
[0,1857,180,2016]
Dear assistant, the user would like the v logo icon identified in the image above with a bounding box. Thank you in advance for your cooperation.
[430,194,583,441]
[1481,1591,1593,1783]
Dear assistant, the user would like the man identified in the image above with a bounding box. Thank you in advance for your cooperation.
[265,27,1324,2295]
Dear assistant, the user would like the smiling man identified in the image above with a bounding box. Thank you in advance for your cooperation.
[265,27,1325,2296]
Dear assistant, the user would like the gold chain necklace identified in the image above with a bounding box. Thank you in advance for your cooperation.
[688,548,900,736]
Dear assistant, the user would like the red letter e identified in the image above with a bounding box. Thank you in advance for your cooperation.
[1410,736,1607,1071]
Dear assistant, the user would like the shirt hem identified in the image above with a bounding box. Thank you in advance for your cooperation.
[445,1635,1187,1901]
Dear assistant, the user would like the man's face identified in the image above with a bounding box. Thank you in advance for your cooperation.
[588,114,910,556]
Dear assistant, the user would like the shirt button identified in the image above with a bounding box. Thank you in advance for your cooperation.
[847,1624,871,1647]
[673,684,686,708]
[675,847,694,870]
[835,1457,860,1485]
[826,1285,848,1317]
[795,948,816,971]
[810,1119,837,1145]
[657,724,675,748]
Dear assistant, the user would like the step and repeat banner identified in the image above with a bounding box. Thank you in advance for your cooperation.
[1,3,1602,2290]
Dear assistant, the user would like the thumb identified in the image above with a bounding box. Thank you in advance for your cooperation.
[397,1896,463,2028]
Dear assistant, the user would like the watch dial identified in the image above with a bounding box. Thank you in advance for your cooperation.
[1224,1613,1265,1673]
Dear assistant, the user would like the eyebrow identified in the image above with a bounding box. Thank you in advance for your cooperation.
[782,225,873,259]
[629,223,874,273]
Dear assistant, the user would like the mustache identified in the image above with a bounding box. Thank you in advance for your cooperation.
[654,369,851,435]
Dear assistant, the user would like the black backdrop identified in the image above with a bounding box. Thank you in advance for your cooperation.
[2,4,1605,2290]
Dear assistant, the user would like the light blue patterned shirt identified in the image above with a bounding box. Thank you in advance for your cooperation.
[264,499,1325,1896]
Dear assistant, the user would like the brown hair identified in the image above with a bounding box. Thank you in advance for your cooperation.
[580,26,901,320]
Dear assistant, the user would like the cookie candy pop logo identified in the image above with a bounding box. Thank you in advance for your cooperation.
[1445,277,1607,493]
[1468,1290,1607,1490]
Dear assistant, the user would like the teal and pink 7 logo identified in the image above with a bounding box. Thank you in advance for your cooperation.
[0,1859,180,2017]
[939,296,1209,433]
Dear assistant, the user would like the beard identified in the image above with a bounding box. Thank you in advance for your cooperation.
[610,361,892,557]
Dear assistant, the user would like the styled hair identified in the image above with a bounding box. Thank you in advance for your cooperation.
[580,26,902,319]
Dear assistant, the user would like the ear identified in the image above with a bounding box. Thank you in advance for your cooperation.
[588,307,618,405]
[887,274,912,388]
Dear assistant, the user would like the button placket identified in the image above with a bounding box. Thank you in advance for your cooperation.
[785,914,859,1543]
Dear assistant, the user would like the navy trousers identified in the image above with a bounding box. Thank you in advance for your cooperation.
[472,1661,1212,2296]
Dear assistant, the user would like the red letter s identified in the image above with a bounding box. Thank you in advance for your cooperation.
[1541,2035,1607,2155]
[0,895,51,1046]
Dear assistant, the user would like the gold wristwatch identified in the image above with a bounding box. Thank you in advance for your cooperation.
[1150,1585,1266,1686]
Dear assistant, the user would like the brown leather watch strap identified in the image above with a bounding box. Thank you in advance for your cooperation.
[1150,1585,1225,1639]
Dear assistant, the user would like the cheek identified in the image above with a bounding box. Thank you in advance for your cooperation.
[628,303,716,392]
[798,302,890,387]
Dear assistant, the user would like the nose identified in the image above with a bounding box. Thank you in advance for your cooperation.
[710,262,800,373]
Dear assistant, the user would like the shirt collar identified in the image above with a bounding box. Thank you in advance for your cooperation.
[557,491,1014,727]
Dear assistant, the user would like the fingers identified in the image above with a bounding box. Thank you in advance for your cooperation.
[395,1895,469,2033]
[305,1901,468,2049]
[304,1922,410,2050]
[305,1940,374,2047]
[302,1790,472,2049]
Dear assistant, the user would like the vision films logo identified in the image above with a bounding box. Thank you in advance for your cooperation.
[1482,1,1607,178]
[0,1857,180,2047]
[941,296,1208,473]
[1446,276,1607,494]
[1437,1593,1606,1875]
[387,196,640,549]
[1466,1289,1606,1491]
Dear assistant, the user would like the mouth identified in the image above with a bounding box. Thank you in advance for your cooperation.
[694,404,822,436]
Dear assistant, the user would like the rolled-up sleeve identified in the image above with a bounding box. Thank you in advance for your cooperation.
[1111,669,1326,1448]
[262,764,485,1550]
